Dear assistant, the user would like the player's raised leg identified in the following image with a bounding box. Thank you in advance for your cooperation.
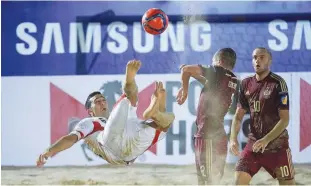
[157,81,166,113]
[143,81,175,131]
[154,81,171,131]
[123,60,141,106]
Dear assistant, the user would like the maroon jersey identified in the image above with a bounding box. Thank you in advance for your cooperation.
[238,72,289,151]
[195,65,238,139]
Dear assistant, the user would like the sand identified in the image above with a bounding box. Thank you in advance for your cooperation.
[2,164,311,185]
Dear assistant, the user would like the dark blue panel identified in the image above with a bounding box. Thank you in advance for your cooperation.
[2,1,311,76]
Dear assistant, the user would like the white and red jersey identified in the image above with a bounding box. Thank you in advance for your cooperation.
[69,117,126,165]
[70,94,166,165]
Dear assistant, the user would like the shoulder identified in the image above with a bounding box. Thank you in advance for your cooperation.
[241,75,254,86]
[79,117,107,127]
[77,117,94,125]
[269,72,288,91]
[198,64,217,72]
[223,68,237,79]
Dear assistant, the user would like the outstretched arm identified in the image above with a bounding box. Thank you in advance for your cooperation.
[37,118,97,167]
[177,65,210,105]
[180,65,208,88]
[36,134,78,167]
[123,60,141,106]
[47,134,78,155]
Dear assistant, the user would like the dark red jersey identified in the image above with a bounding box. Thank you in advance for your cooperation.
[195,65,238,139]
[238,72,290,151]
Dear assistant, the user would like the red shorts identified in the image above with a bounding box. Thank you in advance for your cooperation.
[194,136,227,184]
[236,146,295,180]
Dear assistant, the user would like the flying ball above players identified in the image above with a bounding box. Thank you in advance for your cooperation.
[142,8,169,35]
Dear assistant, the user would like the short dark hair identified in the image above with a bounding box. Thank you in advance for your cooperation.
[213,48,237,69]
[85,91,102,109]
[255,47,272,59]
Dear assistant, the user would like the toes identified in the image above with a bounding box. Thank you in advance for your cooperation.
[158,81,163,89]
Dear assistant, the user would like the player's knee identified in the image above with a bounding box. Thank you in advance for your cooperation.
[234,171,252,185]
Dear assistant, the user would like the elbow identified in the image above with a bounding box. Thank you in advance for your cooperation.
[181,66,189,74]
[281,114,290,127]
[282,118,289,128]
[233,113,242,124]
[181,66,194,78]
[64,134,78,144]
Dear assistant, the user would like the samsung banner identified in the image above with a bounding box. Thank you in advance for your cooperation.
[2,1,311,76]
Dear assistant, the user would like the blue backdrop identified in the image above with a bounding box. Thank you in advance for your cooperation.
[2,1,311,76]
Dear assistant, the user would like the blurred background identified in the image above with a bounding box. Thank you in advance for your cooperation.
[2,0,311,168]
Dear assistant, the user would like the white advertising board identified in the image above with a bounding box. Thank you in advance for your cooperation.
[1,72,311,166]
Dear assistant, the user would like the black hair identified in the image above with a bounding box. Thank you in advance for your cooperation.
[213,48,237,69]
[85,91,102,109]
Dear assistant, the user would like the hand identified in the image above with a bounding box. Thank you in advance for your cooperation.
[252,137,270,153]
[229,138,240,156]
[176,87,188,105]
[36,150,52,168]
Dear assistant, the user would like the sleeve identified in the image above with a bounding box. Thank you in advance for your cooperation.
[198,64,217,81]
[237,80,250,111]
[69,118,95,140]
[275,79,289,110]
[228,79,241,114]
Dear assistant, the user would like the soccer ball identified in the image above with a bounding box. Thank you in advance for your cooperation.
[142,8,169,35]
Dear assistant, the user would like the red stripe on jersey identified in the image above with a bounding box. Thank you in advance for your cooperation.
[77,131,84,139]
[145,129,161,154]
[113,93,127,110]
[151,130,161,146]
[84,121,105,138]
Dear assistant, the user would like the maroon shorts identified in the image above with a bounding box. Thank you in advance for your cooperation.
[194,136,227,184]
[236,146,295,180]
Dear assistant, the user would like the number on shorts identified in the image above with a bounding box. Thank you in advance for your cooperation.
[200,165,207,177]
[280,165,289,177]
[253,100,260,112]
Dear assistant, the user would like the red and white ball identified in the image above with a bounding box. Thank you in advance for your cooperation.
[142,8,169,35]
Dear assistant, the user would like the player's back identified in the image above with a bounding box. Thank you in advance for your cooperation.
[196,65,238,138]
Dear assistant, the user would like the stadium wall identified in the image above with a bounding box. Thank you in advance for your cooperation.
[2,73,311,166]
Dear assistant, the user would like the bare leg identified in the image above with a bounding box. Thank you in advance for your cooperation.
[159,83,166,112]
[143,82,175,131]
[157,82,171,132]
[123,60,141,106]
[278,179,296,185]
[235,171,252,185]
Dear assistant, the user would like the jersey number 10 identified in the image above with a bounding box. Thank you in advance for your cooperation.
[280,165,290,177]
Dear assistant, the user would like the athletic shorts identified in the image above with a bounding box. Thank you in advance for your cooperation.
[194,135,228,184]
[99,94,166,161]
[236,144,295,180]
